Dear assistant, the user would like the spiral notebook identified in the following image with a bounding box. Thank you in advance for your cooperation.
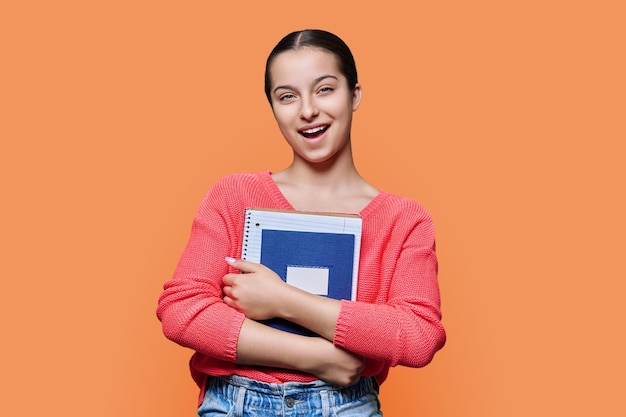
[242,208,362,336]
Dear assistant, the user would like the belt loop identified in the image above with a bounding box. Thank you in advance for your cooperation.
[234,385,246,417]
[320,390,330,417]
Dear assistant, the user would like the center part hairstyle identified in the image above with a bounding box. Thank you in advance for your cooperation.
[264,29,359,104]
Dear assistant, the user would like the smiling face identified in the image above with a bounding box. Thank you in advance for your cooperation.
[268,47,362,166]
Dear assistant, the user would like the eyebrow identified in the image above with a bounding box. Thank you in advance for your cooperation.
[273,74,339,94]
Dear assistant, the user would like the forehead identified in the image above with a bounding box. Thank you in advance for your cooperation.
[269,47,342,86]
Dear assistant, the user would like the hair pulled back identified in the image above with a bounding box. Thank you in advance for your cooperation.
[264,29,359,104]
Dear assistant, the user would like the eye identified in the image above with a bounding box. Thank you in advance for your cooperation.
[318,86,334,95]
[279,93,297,102]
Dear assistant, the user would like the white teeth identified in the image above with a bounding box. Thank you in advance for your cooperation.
[302,126,326,134]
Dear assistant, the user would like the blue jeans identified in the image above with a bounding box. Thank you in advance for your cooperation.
[198,375,383,417]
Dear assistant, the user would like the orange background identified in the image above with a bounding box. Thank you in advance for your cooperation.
[2,1,625,416]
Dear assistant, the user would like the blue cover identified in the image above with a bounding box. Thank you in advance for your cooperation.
[259,229,355,336]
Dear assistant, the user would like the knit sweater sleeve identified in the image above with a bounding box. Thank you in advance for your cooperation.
[156,175,247,363]
[334,197,446,368]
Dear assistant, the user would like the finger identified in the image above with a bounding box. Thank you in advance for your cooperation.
[225,257,259,273]
[223,296,238,310]
[222,273,237,286]
[222,285,234,298]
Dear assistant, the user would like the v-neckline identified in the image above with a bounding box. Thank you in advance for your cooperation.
[258,170,388,219]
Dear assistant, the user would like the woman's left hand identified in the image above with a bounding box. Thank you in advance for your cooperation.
[222,257,290,320]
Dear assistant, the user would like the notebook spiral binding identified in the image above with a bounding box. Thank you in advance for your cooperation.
[242,210,251,260]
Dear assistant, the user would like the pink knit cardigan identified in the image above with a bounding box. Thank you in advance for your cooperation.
[157,171,445,392]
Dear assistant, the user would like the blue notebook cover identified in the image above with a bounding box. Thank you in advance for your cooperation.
[260,230,355,335]
[241,208,362,336]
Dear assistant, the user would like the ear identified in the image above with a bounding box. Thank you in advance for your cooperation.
[351,83,362,111]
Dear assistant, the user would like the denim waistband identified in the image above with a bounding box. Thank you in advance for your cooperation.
[207,374,378,405]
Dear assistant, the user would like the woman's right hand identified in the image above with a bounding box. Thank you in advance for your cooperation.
[236,318,364,385]
[303,337,365,386]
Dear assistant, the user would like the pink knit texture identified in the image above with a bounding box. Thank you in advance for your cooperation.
[157,171,445,391]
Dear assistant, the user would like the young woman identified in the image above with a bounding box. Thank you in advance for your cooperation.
[157,29,446,416]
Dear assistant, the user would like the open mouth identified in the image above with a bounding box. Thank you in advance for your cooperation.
[299,125,329,139]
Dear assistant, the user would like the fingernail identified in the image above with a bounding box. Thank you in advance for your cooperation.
[225,257,236,264]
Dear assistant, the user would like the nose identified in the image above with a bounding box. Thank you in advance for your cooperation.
[299,96,319,120]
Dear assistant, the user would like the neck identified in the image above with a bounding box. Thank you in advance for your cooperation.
[286,145,362,188]
[271,143,379,212]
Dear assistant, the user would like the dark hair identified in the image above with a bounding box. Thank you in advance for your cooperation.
[264,29,359,104]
